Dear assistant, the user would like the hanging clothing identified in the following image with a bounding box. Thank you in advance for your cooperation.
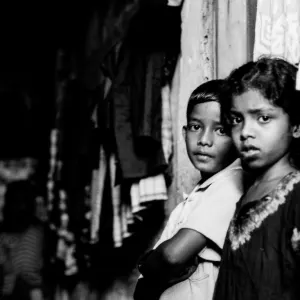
[168,0,182,6]
[130,173,168,214]
[253,0,300,64]
[161,84,173,164]
[0,223,44,299]
[90,145,107,243]
[112,47,167,179]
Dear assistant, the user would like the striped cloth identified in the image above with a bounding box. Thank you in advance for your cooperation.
[0,225,44,297]
[130,173,168,214]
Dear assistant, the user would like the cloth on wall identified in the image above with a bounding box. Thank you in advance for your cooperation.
[168,0,182,6]
[130,173,168,214]
[161,84,173,164]
[83,0,140,91]
[254,0,300,64]
[111,5,180,179]
[90,145,107,244]
[112,48,167,179]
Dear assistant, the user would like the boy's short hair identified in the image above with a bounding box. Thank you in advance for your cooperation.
[186,79,228,121]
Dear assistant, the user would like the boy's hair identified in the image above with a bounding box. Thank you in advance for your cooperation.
[186,79,229,121]
[223,56,300,168]
[2,180,38,232]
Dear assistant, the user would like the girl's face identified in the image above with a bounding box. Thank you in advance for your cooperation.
[229,89,298,171]
[183,101,235,178]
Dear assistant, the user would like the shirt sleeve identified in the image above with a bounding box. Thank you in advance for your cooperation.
[182,173,243,250]
[138,202,185,279]
[153,202,185,249]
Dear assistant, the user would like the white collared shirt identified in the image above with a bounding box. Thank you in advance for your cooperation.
[154,159,243,261]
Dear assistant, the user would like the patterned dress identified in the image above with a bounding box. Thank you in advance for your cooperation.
[213,171,300,300]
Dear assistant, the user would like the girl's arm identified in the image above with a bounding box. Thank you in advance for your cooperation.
[139,228,206,282]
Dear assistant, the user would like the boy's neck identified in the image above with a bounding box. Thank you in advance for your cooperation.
[199,172,211,184]
[199,158,236,184]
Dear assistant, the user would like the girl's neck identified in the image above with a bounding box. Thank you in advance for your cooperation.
[250,154,296,186]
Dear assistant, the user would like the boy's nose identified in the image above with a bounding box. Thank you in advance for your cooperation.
[198,130,213,147]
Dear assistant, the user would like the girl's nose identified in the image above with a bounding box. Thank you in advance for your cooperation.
[240,119,255,141]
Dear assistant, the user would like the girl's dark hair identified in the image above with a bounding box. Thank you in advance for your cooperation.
[186,79,228,120]
[223,56,300,168]
[2,180,37,233]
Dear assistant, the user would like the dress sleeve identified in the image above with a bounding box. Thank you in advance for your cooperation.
[182,174,242,250]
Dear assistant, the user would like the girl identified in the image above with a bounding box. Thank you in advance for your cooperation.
[213,57,300,299]
[134,80,244,300]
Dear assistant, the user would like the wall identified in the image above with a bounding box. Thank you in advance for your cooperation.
[168,0,257,213]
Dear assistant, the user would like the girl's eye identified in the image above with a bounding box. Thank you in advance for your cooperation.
[215,127,227,136]
[230,116,242,125]
[187,124,201,132]
[258,115,271,123]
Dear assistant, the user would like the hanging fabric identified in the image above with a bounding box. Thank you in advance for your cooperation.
[254,0,300,89]
[168,0,182,6]
[130,173,168,214]
[254,0,300,63]
[90,145,107,244]
[161,84,173,164]
[216,0,249,78]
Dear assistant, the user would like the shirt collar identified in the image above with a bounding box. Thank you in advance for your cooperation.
[198,158,242,189]
[183,159,242,200]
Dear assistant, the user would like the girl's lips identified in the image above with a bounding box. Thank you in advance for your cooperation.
[240,148,260,158]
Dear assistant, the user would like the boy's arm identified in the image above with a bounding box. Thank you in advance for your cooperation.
[139,228,206,282]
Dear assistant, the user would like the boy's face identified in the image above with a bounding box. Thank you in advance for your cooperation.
[183,101,235,176]
[229,89,299,171]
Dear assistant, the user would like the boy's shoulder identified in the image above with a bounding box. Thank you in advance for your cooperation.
[199,159,243,189]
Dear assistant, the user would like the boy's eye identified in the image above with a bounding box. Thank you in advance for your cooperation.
[187,124,201,132]
[215,127,227,136]
[258,115,271,123]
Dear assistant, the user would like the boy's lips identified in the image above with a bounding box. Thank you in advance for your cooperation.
[194,151,214,158]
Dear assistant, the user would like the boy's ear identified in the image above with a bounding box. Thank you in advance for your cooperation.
[182,126,187,140]
[292,124,300,138]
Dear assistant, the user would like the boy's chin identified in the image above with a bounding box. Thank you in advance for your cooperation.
[194,162,218,175]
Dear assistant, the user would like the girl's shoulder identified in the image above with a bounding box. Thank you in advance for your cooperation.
[273,171,300,215]
[277,170,300,198]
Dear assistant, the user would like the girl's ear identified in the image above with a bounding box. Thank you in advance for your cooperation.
[292,124,300,138]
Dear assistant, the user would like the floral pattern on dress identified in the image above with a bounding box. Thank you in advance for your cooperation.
[229,171,300,251]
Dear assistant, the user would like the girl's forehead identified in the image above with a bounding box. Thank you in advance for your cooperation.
[231,90,276,111]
